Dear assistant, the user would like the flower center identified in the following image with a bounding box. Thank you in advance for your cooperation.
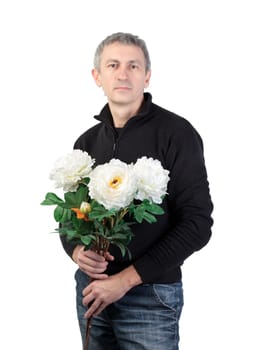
[109,176,122,189]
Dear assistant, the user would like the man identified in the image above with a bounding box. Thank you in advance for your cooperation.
[61,32,213,350]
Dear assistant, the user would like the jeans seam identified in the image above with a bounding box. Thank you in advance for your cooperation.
[152,284,178,313]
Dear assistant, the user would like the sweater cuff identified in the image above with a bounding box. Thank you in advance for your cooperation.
[133,255,160,284]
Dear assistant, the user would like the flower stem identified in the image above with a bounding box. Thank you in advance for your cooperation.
[84,317,92,350]
[84,235,110,350]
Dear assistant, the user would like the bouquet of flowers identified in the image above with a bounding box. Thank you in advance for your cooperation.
[41,149,170,349]
[41,149,170,259]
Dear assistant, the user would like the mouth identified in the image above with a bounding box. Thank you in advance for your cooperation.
[114,86,132,91]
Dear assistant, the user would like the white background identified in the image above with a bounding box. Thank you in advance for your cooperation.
[0,1,256,349]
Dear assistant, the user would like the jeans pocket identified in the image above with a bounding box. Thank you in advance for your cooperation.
[75,268,90,286]
[152,283,184,315]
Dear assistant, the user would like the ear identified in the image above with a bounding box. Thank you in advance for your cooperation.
[144,70,151,88]
[92,68,101,87]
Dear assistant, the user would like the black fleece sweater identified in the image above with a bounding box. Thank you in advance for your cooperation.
[60,93,213,284]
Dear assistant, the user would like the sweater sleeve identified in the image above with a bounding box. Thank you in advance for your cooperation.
[59,234,77,259]
[133,123,214,283]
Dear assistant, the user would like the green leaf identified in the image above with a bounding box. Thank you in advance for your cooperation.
[76,185,89,203]
[64,185,89,208]
[80,235,93,246]
[81,177,90,186]
[41,192,64,206]
[54,206,72,222]
[88,202,116,221]
[62,229,79,240]
[142,211,157,223]
[132,200,164,224]
[114,242,126,257]
[63,192,77,208]
[134,206,145,223]
[70,216,94,236]
[144,202,164,215]
[109,233,129,240]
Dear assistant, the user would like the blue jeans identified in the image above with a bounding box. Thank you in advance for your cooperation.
[75,269,184,350]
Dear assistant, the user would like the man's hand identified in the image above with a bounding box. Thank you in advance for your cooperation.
[72,245,114,280]
[82,265,142,318]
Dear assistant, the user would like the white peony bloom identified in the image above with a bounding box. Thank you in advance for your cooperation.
[50,150,95,192]
[133,157,170,203]
[88,159,137,210]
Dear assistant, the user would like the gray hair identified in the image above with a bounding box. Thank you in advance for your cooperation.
[93,32,151,72]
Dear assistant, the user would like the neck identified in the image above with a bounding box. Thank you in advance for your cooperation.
[108,97,144,128]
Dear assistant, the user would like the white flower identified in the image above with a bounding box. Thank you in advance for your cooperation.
[133,157,170,203]
[50,150,95,192]
[88,159,137,210]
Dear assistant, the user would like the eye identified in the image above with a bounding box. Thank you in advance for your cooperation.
[107,63,118,69]
[130,64,139,70]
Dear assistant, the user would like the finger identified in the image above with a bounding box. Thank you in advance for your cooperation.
[78,256,108,272]
[79,259,107,272]
[104,252,115,261]
[85,250,106,262]
[85,300,105,318]
[78,252,108,269]
[82,284,93,298]
[93,303,107,316]
[82,270,109,280]
[82,291,94,304]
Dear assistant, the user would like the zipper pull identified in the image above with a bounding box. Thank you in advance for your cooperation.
[112,142,116,157]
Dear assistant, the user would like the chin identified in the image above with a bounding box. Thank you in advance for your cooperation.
[110,95,134,104]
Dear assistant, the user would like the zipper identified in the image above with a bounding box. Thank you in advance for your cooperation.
[112,141,116,157]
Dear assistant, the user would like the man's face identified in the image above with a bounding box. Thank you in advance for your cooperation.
[92,43,151,107]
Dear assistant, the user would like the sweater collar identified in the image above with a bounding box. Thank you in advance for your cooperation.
[94,92,153,126]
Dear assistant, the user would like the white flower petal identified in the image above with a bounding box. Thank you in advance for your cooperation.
[49,150,95,192]
[88,159,137,210]
[133,157,170,203]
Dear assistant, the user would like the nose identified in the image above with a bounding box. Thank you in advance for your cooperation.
[117,65,128,80]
